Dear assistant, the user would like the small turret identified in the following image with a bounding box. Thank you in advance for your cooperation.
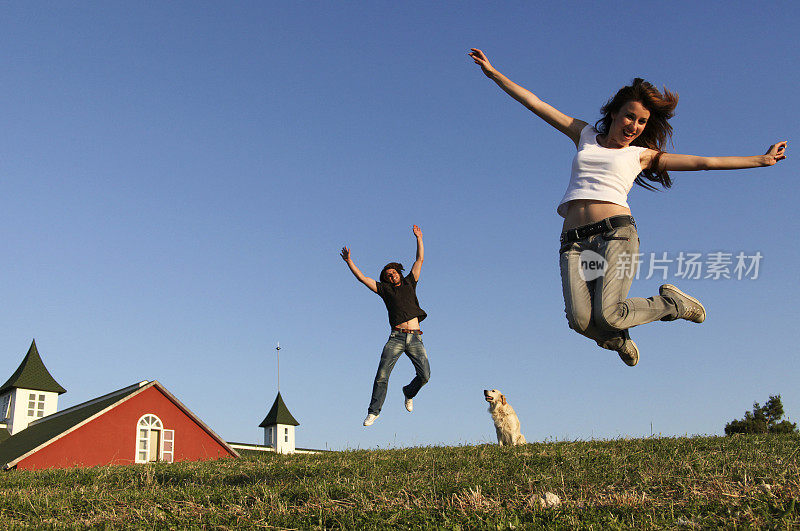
[258,392,299,454]
[0,340,66,435]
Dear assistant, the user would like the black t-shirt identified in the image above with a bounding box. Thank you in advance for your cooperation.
[375,273,427,327]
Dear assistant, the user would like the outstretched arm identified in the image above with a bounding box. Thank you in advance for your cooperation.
[411,225,423,281]
[340,247,378,293]
[643,141,787,171]
[468,48,587,146]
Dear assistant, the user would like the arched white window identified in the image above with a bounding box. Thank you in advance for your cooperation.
[135,414,174,463]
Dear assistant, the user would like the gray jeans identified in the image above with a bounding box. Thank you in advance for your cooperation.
[559,222,679,351]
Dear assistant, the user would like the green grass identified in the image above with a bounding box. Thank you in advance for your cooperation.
[1,435,798,529]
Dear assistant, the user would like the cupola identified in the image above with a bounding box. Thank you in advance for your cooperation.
[0,340,66,435]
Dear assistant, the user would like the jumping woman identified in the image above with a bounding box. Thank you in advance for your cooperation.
[468,48,787,366]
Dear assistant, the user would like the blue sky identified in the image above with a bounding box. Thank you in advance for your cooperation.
[1,2,798,450]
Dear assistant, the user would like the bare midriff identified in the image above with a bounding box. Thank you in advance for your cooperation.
[394,317,420,330]
[561,199,632,230]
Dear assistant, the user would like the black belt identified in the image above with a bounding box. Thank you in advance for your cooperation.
[560,215,635,244]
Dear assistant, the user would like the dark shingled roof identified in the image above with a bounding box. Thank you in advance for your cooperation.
[259,393,299,427]
[0,428,9,444]
[0,340,66,395]
[0,383,142,470]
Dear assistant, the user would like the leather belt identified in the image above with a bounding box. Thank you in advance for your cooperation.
[393,328,422,335]
[560,215,635,244]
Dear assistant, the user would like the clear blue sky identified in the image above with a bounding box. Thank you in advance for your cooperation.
[1,2,797,450]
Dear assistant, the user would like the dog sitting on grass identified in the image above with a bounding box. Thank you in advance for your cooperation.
[484,389,526,446]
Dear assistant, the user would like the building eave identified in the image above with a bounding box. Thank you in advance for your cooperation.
[148,381,240,459]
[3,382,146,469]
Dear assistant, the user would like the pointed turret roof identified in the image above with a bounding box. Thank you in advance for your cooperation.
[0,340,66,395]
[258,392,299,427]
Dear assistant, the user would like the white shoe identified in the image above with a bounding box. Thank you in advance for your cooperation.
[659,284,706,323]
[363,413,379,426]
[616,339,639,367]
[405,397,413,412]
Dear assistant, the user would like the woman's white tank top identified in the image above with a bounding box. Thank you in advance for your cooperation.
[557,125,648,218]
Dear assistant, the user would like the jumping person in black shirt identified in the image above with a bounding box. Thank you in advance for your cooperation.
[341,225,430,426]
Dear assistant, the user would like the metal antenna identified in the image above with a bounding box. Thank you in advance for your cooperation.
[276,342,281,393]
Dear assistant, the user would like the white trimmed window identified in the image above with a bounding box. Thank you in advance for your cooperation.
[0,395,9,420]
[135,414,173,463]
[27,393,45,418]
[284,427,289,443]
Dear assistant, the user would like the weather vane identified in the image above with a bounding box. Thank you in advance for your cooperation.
[275,342,281,393]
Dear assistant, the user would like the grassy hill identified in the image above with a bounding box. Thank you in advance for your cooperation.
[1,435,798,529]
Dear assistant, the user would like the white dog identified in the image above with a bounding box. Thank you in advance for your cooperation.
[484,389,526,446]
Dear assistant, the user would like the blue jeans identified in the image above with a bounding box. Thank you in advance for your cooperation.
[368,331,431,415]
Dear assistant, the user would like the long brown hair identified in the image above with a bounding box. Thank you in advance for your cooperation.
[595,78,679,190]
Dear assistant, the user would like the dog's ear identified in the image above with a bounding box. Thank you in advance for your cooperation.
[500,394,506,405]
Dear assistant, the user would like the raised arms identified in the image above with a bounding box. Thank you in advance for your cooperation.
[411,224,424,282]
[340,247,378,293]
[341,225,424,292]
[643,141,787,171]
[468,48,587,146]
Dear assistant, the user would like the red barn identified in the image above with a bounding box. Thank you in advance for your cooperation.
[0,341,238,470]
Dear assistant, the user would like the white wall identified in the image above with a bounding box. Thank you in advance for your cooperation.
[7,388,59,435]
[264,423,296,454]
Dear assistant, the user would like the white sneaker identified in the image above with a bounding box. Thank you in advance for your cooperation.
[363,413,379,426]
[405,397,413,412]
[616,339,639,367]
[659,284,706,323]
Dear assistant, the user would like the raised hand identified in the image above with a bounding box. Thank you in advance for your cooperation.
[763,141,788,166]
[412,225,422,238]
[468,48,496,77]
[340,246,351,261]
